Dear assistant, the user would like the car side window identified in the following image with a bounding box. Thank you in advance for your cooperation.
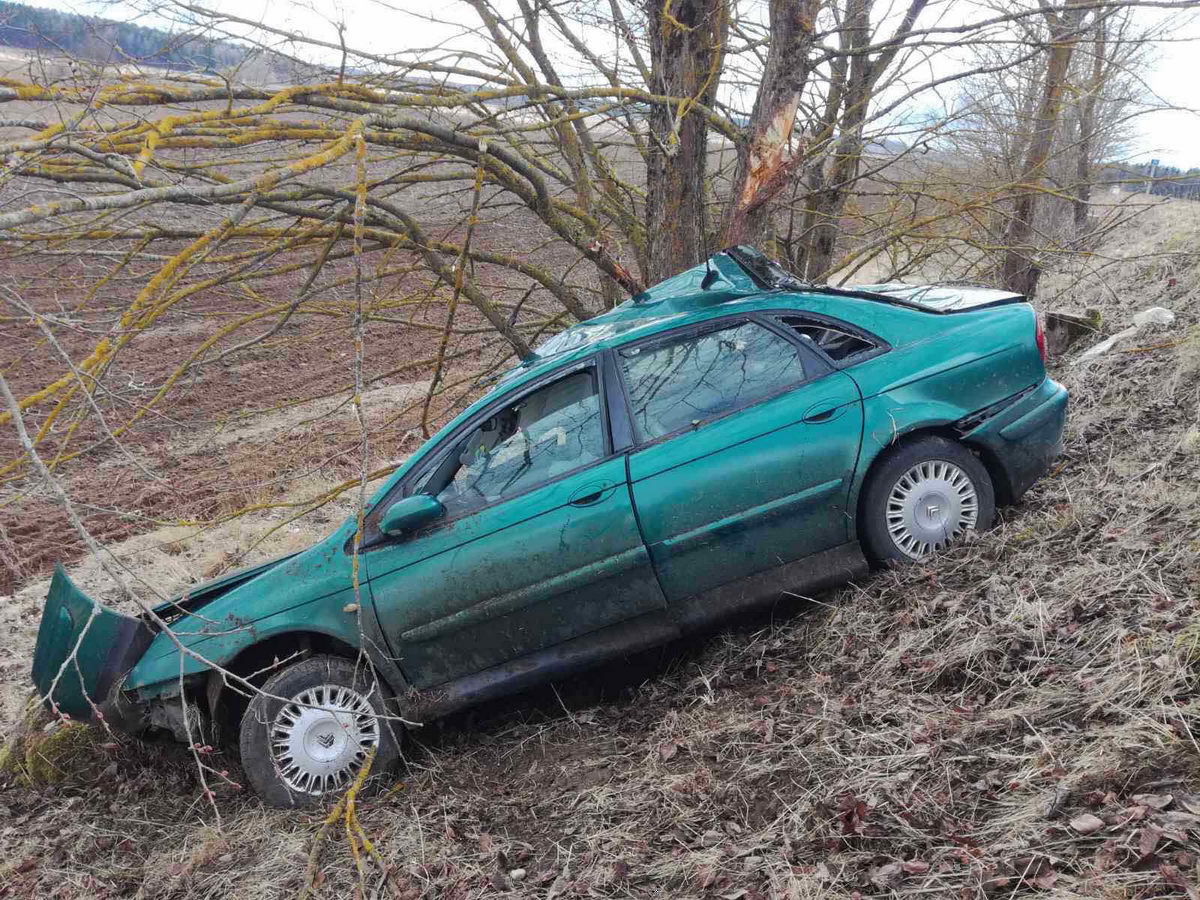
[619,320,809,442]
[778,315,877,362]
[423,370,606,517]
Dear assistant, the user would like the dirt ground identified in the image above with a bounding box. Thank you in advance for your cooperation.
[0,242,493,723]
[1,198,1199,899]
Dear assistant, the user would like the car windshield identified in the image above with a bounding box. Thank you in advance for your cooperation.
[534,319,657,359]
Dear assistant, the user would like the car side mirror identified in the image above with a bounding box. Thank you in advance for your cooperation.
[379,494,444,536]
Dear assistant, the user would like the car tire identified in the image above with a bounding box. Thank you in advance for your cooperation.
[238,655,401,808]
[859,436,995,565]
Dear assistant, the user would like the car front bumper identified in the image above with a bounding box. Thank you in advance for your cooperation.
[30,566,156,722]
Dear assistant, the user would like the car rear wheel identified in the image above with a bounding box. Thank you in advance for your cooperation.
[860,436,995,564]
[238,655,401,807]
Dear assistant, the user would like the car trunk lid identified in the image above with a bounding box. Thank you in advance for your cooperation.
[854,283,1026,313]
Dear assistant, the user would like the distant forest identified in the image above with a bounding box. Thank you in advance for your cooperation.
[1102,162,1200,201]
[0,0,247,70]
[1129,162,1200,201]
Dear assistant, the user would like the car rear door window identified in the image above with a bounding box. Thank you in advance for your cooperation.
[619,320,809,441]
[778,315,878,362]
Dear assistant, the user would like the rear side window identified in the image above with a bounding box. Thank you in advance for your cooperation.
[619,320,809,441]
[779,315,877,362]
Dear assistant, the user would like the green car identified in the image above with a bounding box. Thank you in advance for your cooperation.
[31,247,1067,806]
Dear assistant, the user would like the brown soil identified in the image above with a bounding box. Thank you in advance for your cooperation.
[0,245,503,593]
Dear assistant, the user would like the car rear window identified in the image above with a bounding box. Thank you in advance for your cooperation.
[619,320,809,441]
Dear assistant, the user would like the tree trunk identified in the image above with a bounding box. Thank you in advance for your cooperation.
[786,51,847,276]
[1000,4,1088,297]
[796,0,872,280]
[792,0,927,281]
[722,0,819,249]
[643,0,726,283]
[1073,19,1107,239]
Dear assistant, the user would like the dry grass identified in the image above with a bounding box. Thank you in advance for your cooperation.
[1,199,1200,899]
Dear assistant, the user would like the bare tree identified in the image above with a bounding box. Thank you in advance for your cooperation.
[1067,9,1149,238]
[786,0,929,280]
[947,2,1163,293]
[0,0,1192,585]
[1073,14,1112,236]
[1000,1,1091,296]
[641,0,727,281]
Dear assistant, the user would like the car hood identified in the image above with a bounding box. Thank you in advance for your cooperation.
[151,549,304,620]
[128,525,363,679]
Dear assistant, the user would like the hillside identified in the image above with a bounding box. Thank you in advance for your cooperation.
[0,0,247,71]
[0,198,1198,898]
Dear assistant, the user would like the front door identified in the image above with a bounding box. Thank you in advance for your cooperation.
[365,362,667,688]
[619,316,864,604]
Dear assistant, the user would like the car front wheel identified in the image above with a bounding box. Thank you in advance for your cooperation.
[238,655,401,807]
[860,436,995,563]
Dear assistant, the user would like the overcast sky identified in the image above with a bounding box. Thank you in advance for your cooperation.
[17,0,1200,168]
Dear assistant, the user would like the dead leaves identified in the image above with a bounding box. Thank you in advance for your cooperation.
[1134,792,1176,810]
[1158,863,1192,893]
[749,718,776,743]
[836,793,871,838]
[1063,788,1200,895]
[981,856,1059,893]
[868,860,928,889]
[1070,813,1105,834]
[1139,823,1165,859]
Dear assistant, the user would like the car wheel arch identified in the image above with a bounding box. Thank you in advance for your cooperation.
[853,430,998,563]
[851,425,1006,534]
[203,630,391,748]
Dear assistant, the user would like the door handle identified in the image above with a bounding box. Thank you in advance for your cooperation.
[803,400,847,424]
[569,481,617,506]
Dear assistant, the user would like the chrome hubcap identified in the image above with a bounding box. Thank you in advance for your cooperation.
[271,684,379,795]
[886,460,979,559]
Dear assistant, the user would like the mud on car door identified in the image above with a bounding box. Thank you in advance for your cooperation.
[362,359,667,689]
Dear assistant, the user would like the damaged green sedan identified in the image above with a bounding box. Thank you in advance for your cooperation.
[31,247,1068,806]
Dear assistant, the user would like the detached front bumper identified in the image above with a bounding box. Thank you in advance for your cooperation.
[30,566,156,722]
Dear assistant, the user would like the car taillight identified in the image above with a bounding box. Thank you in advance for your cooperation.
[1034,315,1047,365]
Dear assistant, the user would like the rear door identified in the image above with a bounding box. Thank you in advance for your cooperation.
[364,359,667,688]
[619,316,864,605]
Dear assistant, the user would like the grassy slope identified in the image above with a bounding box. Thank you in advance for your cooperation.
[1,198,1199,900]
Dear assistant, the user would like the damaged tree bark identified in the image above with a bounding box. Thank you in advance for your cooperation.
[722,0,820,250]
